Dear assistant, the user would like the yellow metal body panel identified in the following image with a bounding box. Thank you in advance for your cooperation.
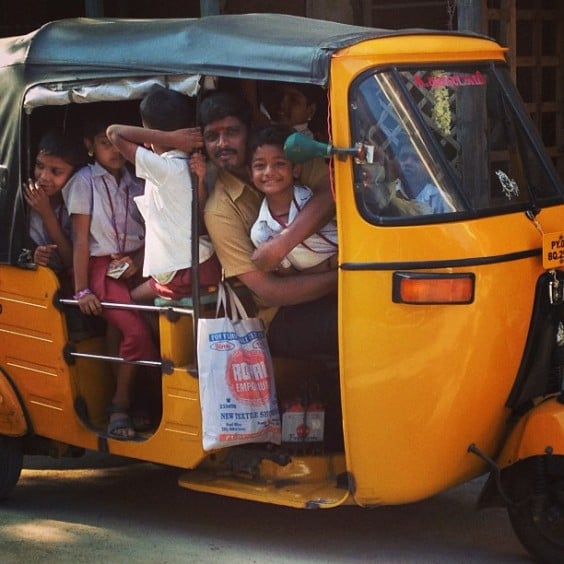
[0,374,27,436]
[332,34,506,71]
[158,309,195,368]
[0,266,98,449]
[329,36,564,506]
[107,364,207,467]
[496,397,564,468]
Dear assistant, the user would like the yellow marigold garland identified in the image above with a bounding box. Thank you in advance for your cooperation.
[431,71,452,136]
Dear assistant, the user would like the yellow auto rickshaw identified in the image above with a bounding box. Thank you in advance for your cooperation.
[0,14,563,563]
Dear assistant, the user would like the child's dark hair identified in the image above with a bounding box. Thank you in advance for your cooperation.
[249,124,294,158]
[37,129,87,170]
[140,84,196,131]
[288,83,322,106]
[198,90,252,130]
[83,103,130,140]
[83,116,119,141]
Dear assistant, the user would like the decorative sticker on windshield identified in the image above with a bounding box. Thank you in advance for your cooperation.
[415,70,486,89]
[495,169,520,200]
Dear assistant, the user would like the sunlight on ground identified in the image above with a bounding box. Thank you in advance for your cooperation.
[2,519,113,544]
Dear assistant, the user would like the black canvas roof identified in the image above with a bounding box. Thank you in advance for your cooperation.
[1,14,403,84]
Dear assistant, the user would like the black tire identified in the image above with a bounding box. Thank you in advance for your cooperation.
[0,436,23,500]
[508,480,564,564]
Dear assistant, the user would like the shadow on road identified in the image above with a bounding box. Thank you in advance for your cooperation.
[0,451,531,563]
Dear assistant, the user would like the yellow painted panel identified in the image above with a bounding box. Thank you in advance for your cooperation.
[326,38,564,504]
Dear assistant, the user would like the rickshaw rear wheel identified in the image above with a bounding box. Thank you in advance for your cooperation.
[0,436,23,500]
[506,457,564,564]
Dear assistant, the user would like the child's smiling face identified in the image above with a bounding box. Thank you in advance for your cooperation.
[34,152,75,196]
[250,144,298,197]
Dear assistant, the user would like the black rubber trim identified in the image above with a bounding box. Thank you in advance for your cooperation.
[341,248,541,271]
[506,271,564,410]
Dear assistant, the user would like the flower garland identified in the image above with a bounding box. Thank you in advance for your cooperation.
[431,70,452,137]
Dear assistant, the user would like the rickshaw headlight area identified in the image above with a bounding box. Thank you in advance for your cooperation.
[392,272,475,305]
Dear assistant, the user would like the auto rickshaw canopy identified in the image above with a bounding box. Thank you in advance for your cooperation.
[1,15,435,84]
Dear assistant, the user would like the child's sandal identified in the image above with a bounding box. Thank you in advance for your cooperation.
[106,405,135,440]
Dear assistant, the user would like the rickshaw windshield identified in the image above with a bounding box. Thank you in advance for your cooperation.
[350,63,563,224]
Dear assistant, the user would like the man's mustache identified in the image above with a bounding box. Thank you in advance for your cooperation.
[214,148,237,158]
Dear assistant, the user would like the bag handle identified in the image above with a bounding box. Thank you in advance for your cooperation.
[216,281,248,321]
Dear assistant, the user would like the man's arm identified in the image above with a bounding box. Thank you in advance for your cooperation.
[238,268,336,308]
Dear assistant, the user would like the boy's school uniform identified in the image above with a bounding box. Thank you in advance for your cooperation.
[250,184,338,271]
[134,147,214,279]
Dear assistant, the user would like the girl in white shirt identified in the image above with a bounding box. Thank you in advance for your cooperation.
[64,113,157,440]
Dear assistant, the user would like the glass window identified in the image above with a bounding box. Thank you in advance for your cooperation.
[350,64,563,224]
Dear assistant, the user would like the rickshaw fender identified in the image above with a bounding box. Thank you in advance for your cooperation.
[0,373,27,437]
[496,397,564,469]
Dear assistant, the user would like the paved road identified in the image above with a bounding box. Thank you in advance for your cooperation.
[0,452,531,563]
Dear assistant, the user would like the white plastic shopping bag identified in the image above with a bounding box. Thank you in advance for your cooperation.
[197,281,281,451]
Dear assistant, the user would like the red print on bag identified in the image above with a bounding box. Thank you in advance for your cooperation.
[227,349,270,403]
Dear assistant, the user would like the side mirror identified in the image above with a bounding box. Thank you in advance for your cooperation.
[284,132,374,164]
[284,132,332,162]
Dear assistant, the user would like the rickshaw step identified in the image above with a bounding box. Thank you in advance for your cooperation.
[177,469,350,509]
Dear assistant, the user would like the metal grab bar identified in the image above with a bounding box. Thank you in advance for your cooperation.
[59,297,196,317]
[59,298,182,374]
[63,344,175,374]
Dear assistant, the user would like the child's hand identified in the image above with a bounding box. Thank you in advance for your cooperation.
[34,244,57,266]
[189,152,207,184]
[77,291,103,316]
[121,261,139,279]
[109,254,139,279]
[23,179,51,216]
[169,128,203,153]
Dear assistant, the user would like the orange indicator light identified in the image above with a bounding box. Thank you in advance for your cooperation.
[393,272,475,304]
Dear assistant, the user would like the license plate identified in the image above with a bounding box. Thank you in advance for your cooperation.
[543,231,564,269]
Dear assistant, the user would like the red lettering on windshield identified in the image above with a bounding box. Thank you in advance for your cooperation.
[414,70,486,89]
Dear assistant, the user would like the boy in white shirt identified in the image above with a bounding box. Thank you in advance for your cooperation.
[107,85,221,301]
[249,125,338,273]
